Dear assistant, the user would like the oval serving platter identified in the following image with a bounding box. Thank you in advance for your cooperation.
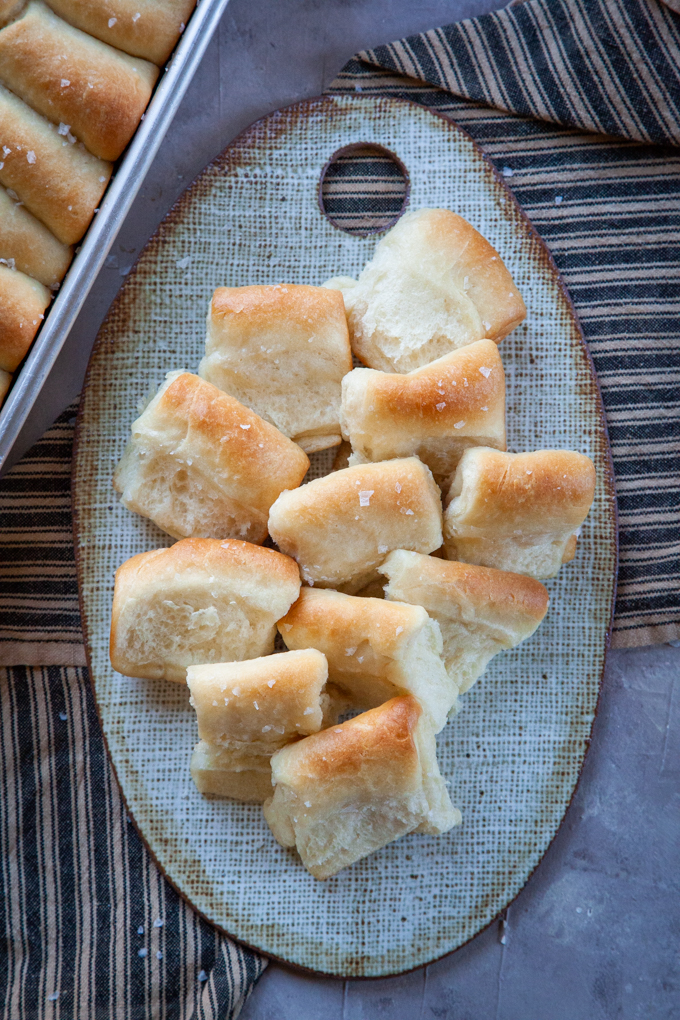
[73,94,617,978]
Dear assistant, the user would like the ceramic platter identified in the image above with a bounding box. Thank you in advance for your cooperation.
[72,95,617,977]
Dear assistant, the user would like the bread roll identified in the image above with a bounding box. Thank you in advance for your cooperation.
[341,339,506,483]
[380,550,549,693]
[443,448,596,578]
[324,208,526,372]
[0,263,50,371]
[199,285,353,454]
[0,1,158,162]
[0,183,71,286]
[109,538,301,684]
[0,83,111,244]
[0,368,11,403]
[278,588,456,731]
[113,371,310,544]
[268,457,443,593]
[45,0,196,66]
[263,696,460,879]
[188,650,331,803]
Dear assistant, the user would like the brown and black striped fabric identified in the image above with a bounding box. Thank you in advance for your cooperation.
[0,662,266,1019]
[326,0,680,648]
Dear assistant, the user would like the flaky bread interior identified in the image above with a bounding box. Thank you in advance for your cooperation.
[199,284,353,453]
[190,741,274,803]
[0,1,159,162]
[341,339,506,483]
[268,457,443,593]
[263,696,460,879]
[109,538,301,683]
[443,448,596,578]
[380,550,550,693]
[323,208,526,373]
[114,371,309,543]
[278,588,457,731]
[0,262,50,372]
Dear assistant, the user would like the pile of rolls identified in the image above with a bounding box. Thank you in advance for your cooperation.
[0,0,196,406]
[109,207,597,879]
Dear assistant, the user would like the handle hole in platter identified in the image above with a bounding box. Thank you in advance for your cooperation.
[318,143,410,236]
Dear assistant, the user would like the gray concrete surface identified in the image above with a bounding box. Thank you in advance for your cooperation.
[241,643,680,1020]
[6,0,504,467]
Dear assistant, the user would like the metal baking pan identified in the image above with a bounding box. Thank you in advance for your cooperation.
[0,0,231,472]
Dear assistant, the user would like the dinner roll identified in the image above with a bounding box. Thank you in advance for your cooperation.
[268,457,443,593]
[113,371,309,544]
[380,550,550,693]
[0,83,111,244]
[324,208,526,372]
[341,339,506,483]
[0,369,11,404]
[187,650,332,803]
[443,448,596,578]
[199,284,353,454]
[0,184,72,287]
[109,538,301,683]
[0,263,50,372]
[0,1,158,161]
[263,696,460,879]
[278,588,457,731]
[45,0,196,66]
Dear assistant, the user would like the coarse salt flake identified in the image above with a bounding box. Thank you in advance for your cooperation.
[26,150,36,163]
[304,801,312,808]
[154,918,163,928]
[61,79,70,87]
[479,366,492,378]
[108,17,117,26]
[267,678,276,687]
[132,11,141,21]
[138,948,147,958]
[378,544,388,554]
[396,626,403,636]
[176,255,191,269]
[239,423,250,430]
[395,482,402,493]
[303,706,313,715]
[481,405,489,411]
[345,647,356,656]
[454,420,466,429]
[436,401,446,411]
[555,195,563,205]
[359,489,374,506]
[502,166,513,177]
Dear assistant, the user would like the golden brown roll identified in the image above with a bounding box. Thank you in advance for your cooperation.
[113,371,310,544]
[380,550,550,693]
[263,696,460,879]
[443,448,597,578]
[0,368,11,404]
[341,338,506,483]
[109,538,301,684]
[0,1,158,162]
[0,183,71,286]
[0,262,50,371]
[188,649,332,803]
[0,83,111,244]
[324,207,526,372]
[268,457,444,594]
[278,587,457,731]
[199,284,353,454]
[45,0,197,66]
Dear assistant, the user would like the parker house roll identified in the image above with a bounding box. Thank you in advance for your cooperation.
[0,262,50,372]
[278,588,457,731]
[0,184,71,286]
[188,650,332,803]
[0,1,159,162]
[0,83,111,244]
[199,284,353,454]
[109,538,301,684]
[45,0,197,66]
[341,338,506,483]
[443,448,597,578]
[268,457,443,594]
[264,696,460,880]
[324,208,526,373]
[380,550,550,694]
[114,371,309,544]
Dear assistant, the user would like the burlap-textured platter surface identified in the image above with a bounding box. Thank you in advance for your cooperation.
[73,95,617,977]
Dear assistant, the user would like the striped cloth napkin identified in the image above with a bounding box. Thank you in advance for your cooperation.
[0,0,677,1015]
